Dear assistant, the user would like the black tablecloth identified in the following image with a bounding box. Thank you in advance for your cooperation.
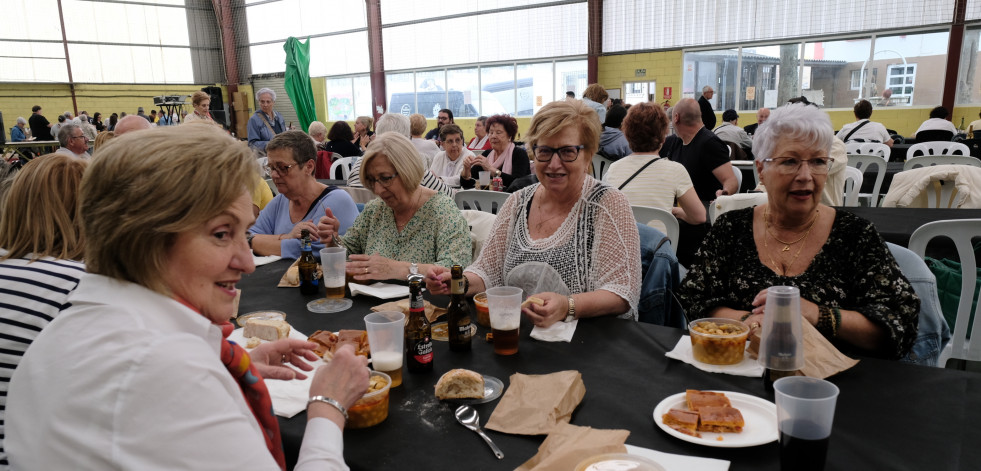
[238,259,981,470]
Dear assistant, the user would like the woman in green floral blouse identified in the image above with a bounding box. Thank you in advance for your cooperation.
[317,132,472,281]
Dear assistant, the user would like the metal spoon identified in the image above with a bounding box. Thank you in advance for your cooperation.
[454,405,504,459]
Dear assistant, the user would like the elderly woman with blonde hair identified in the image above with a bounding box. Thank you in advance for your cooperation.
[184,90,219,126]
[427,100,641,327]
[0,154,87,466]
[317,132,471,281]
[352,115,374,151]
[6,125,370,469]
[308,120,328,147]
[409,113,440,166]
[582,83,610,124]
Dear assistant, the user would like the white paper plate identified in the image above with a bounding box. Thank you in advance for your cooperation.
[652,391,777,448]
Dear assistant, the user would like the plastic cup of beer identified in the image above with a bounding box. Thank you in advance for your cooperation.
[486,286,522,355]
[773,376,840,471]
[306,247,353,313]
[364,311,405,388]
[478,171,491,189]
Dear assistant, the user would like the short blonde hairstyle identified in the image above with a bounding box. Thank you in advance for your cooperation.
[80,125,257,295]
[583,83,609,104]
[525,99,602,156]
[356,115,374,132]
[360,132,424,195]
[409,114,428,137]
[93,131,115,153]
[0,154,87,262]
[191,90,211,107]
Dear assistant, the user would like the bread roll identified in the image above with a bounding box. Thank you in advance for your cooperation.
[434,369,485,400]
[521,296,544,309]
[243,319,290,342]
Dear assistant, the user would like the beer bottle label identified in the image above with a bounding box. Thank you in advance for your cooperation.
[413,336,433,364]
[451,277,465,294]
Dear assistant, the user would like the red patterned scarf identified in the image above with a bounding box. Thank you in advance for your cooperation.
[219,322,286,470]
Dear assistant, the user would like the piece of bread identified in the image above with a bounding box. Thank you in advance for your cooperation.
[434,369,485,400]
[662,408,701,437]
[308,330,339,358]
[685,389,731,411]
[521,296,545,309]
[696,406,744,433]
[337,329,370,357]
[243,319,290,342]
[285,265,300,285]
[245,337,262,349]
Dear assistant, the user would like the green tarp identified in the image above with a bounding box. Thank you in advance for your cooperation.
[283,37,317,133]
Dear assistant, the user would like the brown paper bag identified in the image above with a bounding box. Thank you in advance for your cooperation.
[372,299,446,323]
[516,422,628,471]
[485,371,586,435]
[747,319,859,378]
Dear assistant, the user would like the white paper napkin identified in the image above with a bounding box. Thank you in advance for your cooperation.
[349,282,410,299]
[253,254,282,266]
[665,336,764,377]
[228,327,325,418]
[624,444,730,471]
[530,319,577,342]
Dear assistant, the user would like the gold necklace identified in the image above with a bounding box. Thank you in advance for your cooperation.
[533,197,572,231]
[762,213,816,276]
[764,206,819,251]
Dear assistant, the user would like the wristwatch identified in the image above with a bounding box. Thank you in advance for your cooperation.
[409,262,419,276]
[565,296,576,323]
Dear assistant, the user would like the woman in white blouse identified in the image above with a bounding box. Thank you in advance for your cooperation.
[429,124,474,187]
[426,100,641,327]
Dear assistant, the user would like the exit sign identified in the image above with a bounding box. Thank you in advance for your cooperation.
[635,69,646,77]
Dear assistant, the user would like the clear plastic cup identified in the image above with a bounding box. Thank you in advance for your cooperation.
[478,171,491,188]
[759,286,804,371]
[486,286,522,355]
[774,376,840,471]
[307,247,353,313]
[364,311,405,387]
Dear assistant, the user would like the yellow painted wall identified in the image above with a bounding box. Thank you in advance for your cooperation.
[0,83,217,122]
[597,51,683,106]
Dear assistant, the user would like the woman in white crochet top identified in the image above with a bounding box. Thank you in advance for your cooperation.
[426,100,641,327]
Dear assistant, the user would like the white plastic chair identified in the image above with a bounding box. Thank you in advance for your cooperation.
[708,193,768,224]
[847,154,887,206]
[844,141,892,162]
[591,154,614,181]
[460,209,497,259]
[842,166,864,207]
[454,189,509,214]
[908,219,981,366]
[907,142,970,160]
[630,205,679,254]
[731,164,742,193]
[329,156,353,181]
[903,155,981,171]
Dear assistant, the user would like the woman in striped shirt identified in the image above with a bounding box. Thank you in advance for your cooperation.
[0,154,87,470]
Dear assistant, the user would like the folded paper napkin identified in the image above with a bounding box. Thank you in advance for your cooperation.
[516,422,629,471]
[228,327,324,418]
[252,254,282,267]
[665,336,764,377]
[530,319,577,342]
[486,371,586,435]
[623,445,730,471]
[349,282,410,299]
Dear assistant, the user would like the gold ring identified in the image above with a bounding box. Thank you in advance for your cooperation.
[364,267,369,274]
[281,354,289,363]
[750,322,761,330]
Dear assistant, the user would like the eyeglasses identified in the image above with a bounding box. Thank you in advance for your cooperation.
[762,156,834,175]
[264,163,296,175]
[364,173,399,188]
[533,145,584,162]
[70,134,86,141]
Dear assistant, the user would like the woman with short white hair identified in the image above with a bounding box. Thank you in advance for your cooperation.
[10,117,28,142]
[247,87,287,153]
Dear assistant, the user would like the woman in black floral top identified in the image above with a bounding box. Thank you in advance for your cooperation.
[680,104,918,359]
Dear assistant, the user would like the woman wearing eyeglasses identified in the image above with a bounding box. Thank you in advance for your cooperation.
[316,132,471,281]
[426,100,641,327]
[250,131,358,259]
[460,114,530,189]
[679,103,919,359]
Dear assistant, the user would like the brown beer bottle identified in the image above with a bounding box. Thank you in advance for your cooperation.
[447,265,473,352]
[298,229,319,295]
[405,275,433,373]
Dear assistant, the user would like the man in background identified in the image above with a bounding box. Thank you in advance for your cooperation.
[54,123,91,159]
[836,99,893,147]
[743,107,769,136]
[424,109,453,142]
[714,109,752,152]
[114,115,152,136]
[698,85,716,130]
[28,105,52,141]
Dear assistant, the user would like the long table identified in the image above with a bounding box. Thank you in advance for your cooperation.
[237,259,981,470]
[1,140,59,160]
